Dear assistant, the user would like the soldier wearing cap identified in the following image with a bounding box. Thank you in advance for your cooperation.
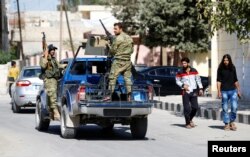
[40,44,62,120]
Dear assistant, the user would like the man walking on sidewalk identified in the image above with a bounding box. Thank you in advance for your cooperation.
[217,54,241,131]
[176,57,203,129]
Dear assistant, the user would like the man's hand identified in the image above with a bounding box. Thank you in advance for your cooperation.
[105,40,111,48]
[43,48,48,59]
[183,84,189,91]
[199,89,203,96]
[237,90,242,99]
[218,91,222,99]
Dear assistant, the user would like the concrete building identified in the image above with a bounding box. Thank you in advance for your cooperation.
[8,6,118,65]
[77,5,113,20]
[10,11,84,55]
[211,30,250,101]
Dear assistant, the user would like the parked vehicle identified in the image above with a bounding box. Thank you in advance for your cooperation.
[35,39,154,139]
[11,66,43,113]
[138,66,209,96]
[134,64,148,72]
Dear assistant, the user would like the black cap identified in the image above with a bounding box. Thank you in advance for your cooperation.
[48,44,58,52]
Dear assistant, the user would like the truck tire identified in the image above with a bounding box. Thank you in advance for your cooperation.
[60,105,77,139]
[130,117,148,139]
[12,100,21,113]
[35,99,50,131]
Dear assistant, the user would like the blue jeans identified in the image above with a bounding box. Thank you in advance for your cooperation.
[221,89,238,124]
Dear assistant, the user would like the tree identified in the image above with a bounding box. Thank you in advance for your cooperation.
[139,0,209,51]
[197,0,250,42]
[104,0,141,35]
[103,0,142,64]
[139,0,209,65]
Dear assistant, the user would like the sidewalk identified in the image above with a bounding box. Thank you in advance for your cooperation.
[154,95,250,125]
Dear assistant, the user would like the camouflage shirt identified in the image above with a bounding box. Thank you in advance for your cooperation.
[110,32,133,61]
[40,55,62,79]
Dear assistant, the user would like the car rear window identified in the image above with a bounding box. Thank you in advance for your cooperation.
[23,68,41,77]
[156,68,170,76]
[70,61,106,75]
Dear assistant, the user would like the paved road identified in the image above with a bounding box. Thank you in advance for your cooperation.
[1,94,250,157]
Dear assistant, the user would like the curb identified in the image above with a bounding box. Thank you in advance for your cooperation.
[154,101,250,125]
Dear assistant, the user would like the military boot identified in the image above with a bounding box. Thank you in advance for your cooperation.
[49,109,54,120]
[53,108,61,121]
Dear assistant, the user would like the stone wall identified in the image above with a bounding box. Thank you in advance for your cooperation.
[211,30,250,100]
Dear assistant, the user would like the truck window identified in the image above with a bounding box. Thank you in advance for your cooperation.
[23,68,41,77]
[70,61,86,75]
[87,61,106,74]
[70,61,107,75]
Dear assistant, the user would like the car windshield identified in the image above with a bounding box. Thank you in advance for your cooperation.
[23,68,41,78]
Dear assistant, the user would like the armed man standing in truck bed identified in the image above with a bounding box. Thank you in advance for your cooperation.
[106,22,134,101]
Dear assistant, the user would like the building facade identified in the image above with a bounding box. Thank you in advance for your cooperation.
[211,30,250,101]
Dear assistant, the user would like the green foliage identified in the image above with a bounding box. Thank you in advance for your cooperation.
[0,49,18,64]
[197,0,250,42]
[105,0,209,52]
[105,0,141,35]
[139,0,209,53]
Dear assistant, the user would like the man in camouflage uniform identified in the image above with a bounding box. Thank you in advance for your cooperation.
[40,44,62,121]
[108,22,134,100]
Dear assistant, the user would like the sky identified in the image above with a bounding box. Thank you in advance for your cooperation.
[9,0,59,12]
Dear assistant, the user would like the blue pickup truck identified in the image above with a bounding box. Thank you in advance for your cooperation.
[35,42,154,139]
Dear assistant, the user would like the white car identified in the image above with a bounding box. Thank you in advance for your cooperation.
[11,66,43,113]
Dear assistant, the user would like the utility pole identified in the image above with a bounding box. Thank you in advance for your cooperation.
[62,0,75,57]
[0,0,3,50]
[16,0,25,60]
[0,0,8,51]
[59,0,63,60]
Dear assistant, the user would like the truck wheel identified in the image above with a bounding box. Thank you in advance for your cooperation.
[12,100,21,113]
[35,99,50,131]
[60,105,77,139]
[130,117,148,139]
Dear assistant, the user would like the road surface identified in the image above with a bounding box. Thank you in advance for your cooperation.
[0,94,250,157]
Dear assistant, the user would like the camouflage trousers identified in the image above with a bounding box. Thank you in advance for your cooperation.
[109,60,132,94]
[44,78,58,110]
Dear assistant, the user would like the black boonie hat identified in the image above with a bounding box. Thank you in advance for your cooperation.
[48,44,58,52]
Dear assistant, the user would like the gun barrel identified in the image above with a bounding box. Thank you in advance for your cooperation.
[41,32,47,51]
[99,19,112,36]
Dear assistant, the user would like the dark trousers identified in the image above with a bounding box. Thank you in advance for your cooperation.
[9,83,13,97]
[182,90,198,125]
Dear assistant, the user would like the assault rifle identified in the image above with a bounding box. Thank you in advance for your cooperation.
[99,19,114,74]
[42,32,47,52]
[99,20,115,92]
[99,19,114,45]
[39,32,47,80]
